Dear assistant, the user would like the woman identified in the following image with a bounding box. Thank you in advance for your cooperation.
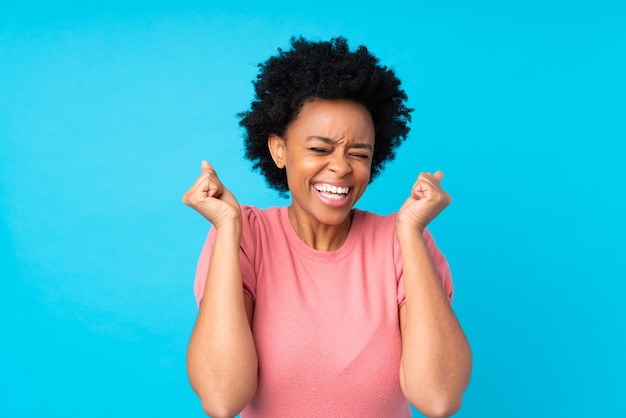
[183,37,472,418]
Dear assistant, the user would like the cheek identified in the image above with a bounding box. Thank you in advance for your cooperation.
[357,162,372,182]
[284,158,318,187]
[287,157,320,175]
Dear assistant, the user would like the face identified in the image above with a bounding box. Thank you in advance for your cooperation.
[269,98,375,227]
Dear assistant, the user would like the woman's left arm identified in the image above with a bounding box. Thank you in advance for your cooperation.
[396,171,472,418]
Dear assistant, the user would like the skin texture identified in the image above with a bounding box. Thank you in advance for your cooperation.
[396,172,472,417]
[183,162,257,418]
[268,99,375,251]
[183,98,471,418]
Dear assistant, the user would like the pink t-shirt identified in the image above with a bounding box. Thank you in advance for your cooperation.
[194,205,453,417]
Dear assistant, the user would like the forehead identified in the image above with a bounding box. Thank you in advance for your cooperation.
[286,99,375,144]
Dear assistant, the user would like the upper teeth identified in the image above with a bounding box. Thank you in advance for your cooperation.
[314,184,349,194]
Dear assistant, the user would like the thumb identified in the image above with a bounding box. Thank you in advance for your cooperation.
[433,170,444,182]
[201,160,211,172]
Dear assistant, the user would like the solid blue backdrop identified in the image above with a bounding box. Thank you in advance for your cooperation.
[1,1,624,416]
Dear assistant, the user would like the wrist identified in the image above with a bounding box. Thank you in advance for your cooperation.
[214,220,243,241]
[396,233,427,251]
[396,219,425,237]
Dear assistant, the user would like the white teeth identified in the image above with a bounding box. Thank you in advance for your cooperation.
[320,192,343,200]
[314,183,349,196]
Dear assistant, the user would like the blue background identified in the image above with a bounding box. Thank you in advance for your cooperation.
[1,1,624,416]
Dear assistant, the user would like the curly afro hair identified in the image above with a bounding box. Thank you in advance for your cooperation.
[239,36,412,195]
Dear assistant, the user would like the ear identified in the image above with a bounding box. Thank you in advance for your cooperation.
[268,134,286,169]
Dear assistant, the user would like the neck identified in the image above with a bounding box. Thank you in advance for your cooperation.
[287,206,353,251]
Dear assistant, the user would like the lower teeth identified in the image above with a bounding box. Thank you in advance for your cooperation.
[320,192,345,200]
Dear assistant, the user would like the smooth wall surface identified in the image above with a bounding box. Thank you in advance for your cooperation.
[1,1,624,416]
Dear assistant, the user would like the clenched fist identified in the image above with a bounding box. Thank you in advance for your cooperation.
[397,171,451,233]
[182,161,242,229]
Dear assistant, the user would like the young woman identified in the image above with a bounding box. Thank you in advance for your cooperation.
[183,37,472,418]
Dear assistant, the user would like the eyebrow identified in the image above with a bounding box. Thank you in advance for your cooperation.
[306,136,373,150]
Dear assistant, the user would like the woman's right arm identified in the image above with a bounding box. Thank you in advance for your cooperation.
[183,161,258,418]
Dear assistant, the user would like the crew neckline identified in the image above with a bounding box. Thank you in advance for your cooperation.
[279,206,364,263]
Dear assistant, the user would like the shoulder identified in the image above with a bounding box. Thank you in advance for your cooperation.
[354,208,396,225]
[350,209,399,253]
[353,209,397,235]
[353,209,439,243]
[240,205,282,229]
[239,205,285,249]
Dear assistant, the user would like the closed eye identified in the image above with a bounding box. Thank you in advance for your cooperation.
[350,153,370,159]
[309,147,330,153]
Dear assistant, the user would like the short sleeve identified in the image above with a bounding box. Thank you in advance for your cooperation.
[396,227,454,307]
[193,207,259,307]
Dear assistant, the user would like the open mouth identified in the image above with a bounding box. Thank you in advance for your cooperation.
[313,183,350,200]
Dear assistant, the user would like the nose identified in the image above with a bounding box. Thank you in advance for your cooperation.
[328,151,352,176]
